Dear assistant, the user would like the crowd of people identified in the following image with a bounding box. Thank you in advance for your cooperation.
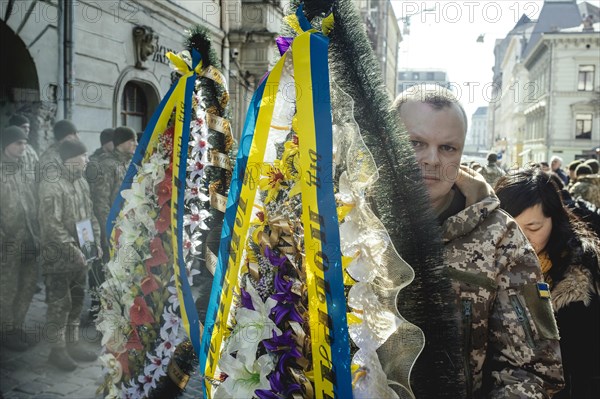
[1,83,599,397]
[392,84,598,398]
[0,115,137,372]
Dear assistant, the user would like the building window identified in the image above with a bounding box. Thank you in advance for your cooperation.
[399,72,408,80]
[578,65,595,91]
[426,72,435,80]
[575,114,592,139]
[121,81,147,133]
[413,73,420,80]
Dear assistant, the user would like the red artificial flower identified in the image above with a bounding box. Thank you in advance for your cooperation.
[116,351,130,376]
[157,176,172,206]
[125,327,144,350]
[141,274,160,296]
[130,296,154,326]
[155,204,171,233]
[145,237,169,268]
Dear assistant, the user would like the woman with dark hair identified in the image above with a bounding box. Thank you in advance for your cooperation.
[495,168,600,398]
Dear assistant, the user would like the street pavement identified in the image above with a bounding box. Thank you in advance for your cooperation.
[0,285,103,399]
[0,284,205,399]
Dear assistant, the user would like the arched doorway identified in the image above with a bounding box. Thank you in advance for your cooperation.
[0,21,41,149]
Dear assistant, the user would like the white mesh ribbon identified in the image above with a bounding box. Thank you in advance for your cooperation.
[331,81,425,399]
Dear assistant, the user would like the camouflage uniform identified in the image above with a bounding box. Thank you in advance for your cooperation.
[38,163,100,347]
[0,150,39,336]
[569,174,600,208]
[38,142,63,184]
[443,169,564,398]
[479,163,505,188]
[23,144,39,173]
[87,149,132,247]
[87,147,108,164]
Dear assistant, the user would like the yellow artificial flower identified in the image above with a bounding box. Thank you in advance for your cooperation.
[259,163,286,204]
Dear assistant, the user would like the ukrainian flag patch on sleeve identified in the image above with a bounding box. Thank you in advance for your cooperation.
[537,282,551,299]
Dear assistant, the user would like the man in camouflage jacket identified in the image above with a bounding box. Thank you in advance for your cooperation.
[448,168,564,397]
[394,85,564,398]
[8,114,39,176]
[85,127,136,323]
[88,128,114,164]
[39,120,79,172]
[0,126,39,351]
[87,126,136,248]
[38,139,101,371]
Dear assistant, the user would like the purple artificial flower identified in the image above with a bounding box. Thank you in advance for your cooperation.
[270,272,303,325]
[255,371,302,399]
[240,288,254,310]
[255,389,280,399]
[271,370,302,396]
[264,246,288,268]
[275,351,299,376]
[275,36,294,56]
[263,330,302,358]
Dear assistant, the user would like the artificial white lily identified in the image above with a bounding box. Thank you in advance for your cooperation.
[225,283,281,368]
[144,352,169,380]
[120,179,150,215]
[214,353,274,399]
[183,204,210,232]
[141,153,169,180]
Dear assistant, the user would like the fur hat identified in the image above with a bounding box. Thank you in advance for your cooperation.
[59,139,87,161]
[100,128,115,145]
[584,159,599,174]
[568,160,582,172]
[575,164,593,177]
[113,126,136,147]
[53,120,78,141]
[1,126,28,150]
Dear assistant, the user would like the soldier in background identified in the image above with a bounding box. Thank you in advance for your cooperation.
[479,152,505,187]
[0,126,39,352]
[86,127,136,322]
[39,120,79,171]
[89,126,137,245]
[38,139,100,371]
[88,128,114,164]
[8,114,39,169]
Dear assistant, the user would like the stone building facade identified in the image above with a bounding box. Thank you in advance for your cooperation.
[1,0,286,153]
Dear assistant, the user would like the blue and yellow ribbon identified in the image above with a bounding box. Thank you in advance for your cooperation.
[199,52,288,397]
[106,49,204,359]
[293,29,352,399]
[200,7,352,397]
